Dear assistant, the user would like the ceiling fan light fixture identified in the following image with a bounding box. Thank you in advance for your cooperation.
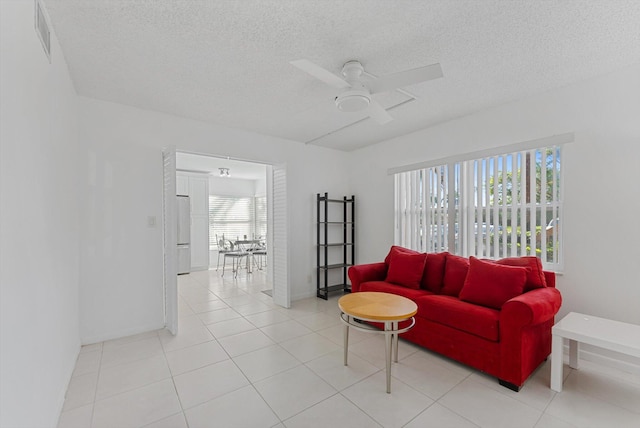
[335,91,370,112]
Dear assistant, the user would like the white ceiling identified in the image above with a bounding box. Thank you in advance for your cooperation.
[176,152,266,180]
[44,1,640,151]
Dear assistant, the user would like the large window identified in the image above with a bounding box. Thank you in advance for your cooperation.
[209,195,267,249]
[209,196,254,248]
[395,141,565,270]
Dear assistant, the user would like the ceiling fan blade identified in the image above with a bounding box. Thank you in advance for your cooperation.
[368,99,393,124]
[369,63,443,94]
[290,59,351,89]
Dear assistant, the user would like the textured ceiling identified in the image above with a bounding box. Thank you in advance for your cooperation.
[44,0,640,151]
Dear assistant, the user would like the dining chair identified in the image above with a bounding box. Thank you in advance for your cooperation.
[215,235,233,270]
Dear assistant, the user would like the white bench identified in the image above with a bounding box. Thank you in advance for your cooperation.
[550,312,640,392]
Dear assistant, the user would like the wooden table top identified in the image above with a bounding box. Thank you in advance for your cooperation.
[338,292,417,321]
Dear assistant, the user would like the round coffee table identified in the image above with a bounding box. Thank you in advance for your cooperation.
[338,291,418,393]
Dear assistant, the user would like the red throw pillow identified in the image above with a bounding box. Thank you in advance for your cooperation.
[422,252,449,293]
[494,256,547,291]
[385,250,427,289]
[459,257,529,309]
[384,245,420,265]
[440,254,470,296]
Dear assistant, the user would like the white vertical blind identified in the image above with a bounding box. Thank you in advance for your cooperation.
[394,145,563,271]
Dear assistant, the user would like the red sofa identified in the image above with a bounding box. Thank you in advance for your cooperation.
[348,246,562,391]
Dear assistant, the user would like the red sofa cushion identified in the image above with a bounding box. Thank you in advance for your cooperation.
[459,257,529,309]
[440,254,470,296]
[385,249,426,289]
[418,295,501,342]
[359,281,433,304]
[384,246,448,293]
[493,256,547,291]
[422,251,448,293]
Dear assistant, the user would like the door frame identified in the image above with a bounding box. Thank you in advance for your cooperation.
[162,151,290,334]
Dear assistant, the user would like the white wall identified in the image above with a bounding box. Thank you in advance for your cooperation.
[350,65,640,332]
[78,97,351,343]
[0,1,80,426]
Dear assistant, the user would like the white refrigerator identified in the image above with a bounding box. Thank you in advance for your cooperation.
[177,195,191,275]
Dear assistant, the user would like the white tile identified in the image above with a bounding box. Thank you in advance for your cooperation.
[218,329,275,357]
[62,372,98,411]
[188,299,229,313]
[233,300,274,316]
[221,294,255,307]
[245,309,291,328]
[173,359,249,409]
[280,333,340,363]
[206,317,256,338]
[561,363,640,414]
[260,319,313,343]
[72,350,102,376]
[56,403,93,428]
[305,349,380,391]
[467,369,555,412]
[233,344,301,382]
[392,351,470,400]
[296,312,341,331]
[545,386,640,428]
[316,323,371,346]
[165,340,229,376]
[100,336,164,368]
[342,371,433,428]
[533,413,577,428]
[159,323,214,352]
[253,365,336,420]
[348,335,418,369]
[197,307,242,324]
[185,385,279,428]
[439,378,541,428]
[141,412,188,428]
[92,379,181,428]
[284,393,382,428]
[211,287,248,298]
[404,403,479,428]
[96,354,171,400]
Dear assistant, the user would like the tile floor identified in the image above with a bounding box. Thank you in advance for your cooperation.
[58,269,640,428]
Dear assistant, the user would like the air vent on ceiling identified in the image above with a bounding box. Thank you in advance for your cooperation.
[35,0,51,62]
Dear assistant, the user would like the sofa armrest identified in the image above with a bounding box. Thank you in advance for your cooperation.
[501,287,562,327]
[348,262,387,292]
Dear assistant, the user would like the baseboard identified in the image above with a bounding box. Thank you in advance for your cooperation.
[563,343,640,375]
[81,321,165,345]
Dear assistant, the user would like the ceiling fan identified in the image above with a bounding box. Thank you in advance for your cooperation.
[290,59,443,124]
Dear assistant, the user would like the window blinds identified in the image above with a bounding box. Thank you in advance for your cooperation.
[395,145,563,270]
[209,196,255,248]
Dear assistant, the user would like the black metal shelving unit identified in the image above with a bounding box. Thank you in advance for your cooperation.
[316,193,355,300]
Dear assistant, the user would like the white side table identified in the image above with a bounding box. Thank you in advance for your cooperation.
[550,312,640,392]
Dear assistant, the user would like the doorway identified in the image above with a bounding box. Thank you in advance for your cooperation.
[162,149,290,334]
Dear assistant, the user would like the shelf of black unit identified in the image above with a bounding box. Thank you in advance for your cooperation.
[318,221,354,224]
[318,243,354,247]
[317,284,351,297]
[318,263,353,270]
[318,198,354,203]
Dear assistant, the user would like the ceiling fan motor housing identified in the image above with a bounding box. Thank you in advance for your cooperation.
[335,61,370,112]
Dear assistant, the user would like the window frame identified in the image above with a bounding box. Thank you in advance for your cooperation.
[392,135,571,272]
